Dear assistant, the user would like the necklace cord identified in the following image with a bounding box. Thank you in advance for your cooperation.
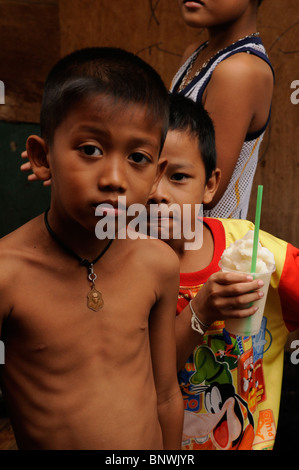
[44,208,114,268]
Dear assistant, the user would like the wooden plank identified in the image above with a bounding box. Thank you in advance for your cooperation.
[0,0,60,122]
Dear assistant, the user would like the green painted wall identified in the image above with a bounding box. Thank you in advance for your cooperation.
[0,122,50,238]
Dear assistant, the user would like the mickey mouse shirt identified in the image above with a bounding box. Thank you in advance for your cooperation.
[177,218,299,450]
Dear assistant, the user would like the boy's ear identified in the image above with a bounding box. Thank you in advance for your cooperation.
[26,135,51,181]
[149,160,167,197]
[202,168,221,205]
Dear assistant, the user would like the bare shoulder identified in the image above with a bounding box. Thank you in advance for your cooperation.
[0,220,38,321]
[211,52,273,90]
[129,238,180,314]
[0,215,44,279]
[123,234,180,282]
[131,235,179,267]
[146,238,180,274]
[205,52,273,123]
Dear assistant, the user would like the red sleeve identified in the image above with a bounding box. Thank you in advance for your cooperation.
[279,243,299,331]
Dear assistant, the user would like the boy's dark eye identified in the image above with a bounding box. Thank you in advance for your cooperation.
[79,145,102,157]
[171,173,188,181]
[129,153,150,164]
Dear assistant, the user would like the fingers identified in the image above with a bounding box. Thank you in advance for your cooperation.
[43,178,52,187]
[210,271,263,296]
[20,162,38,181]
[191,273,266,327]
[21,166,52,185]
[221,289,263,310]
[205,272,265,316]
[221,280,263,298]
[20,156,35,180]
[20,161,32,172]
[212,271,257,284]
[222,304,259,319]
[209,285,264,319]
[27,173,39,182]
[20,149,52,186]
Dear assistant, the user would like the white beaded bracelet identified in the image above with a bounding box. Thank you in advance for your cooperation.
[189,299,209,335]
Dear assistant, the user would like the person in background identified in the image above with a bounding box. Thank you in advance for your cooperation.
[171,0,274,219]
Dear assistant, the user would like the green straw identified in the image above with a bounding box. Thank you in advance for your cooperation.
[251,185,263,274]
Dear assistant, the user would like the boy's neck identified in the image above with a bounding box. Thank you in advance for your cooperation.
[45,208,114,263]
[206,13,258,53]
[167,221,214,274]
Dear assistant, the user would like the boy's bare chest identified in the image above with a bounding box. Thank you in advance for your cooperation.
[4,257,155,360]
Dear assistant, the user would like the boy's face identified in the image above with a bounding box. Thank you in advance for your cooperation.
[178,0,253,29]
[147,129,217,241]
[31,94,164,233]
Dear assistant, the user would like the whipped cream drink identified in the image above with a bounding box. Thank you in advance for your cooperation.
[220,231,276,336]
[220,230,275,273]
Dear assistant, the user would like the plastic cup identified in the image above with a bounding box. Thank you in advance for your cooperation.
[219,263,276,336]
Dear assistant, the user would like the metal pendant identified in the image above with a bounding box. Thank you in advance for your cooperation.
[87,263,104,311]
[87,285,104,311]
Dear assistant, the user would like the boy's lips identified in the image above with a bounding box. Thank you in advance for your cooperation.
[148,205,180,221]
[93,200,126,217]
[183,0,205,7]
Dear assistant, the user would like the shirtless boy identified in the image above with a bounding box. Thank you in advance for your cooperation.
[0,47,183,450]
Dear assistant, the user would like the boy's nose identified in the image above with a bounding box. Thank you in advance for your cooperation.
[148,181,170,205]
[97,157,127,194]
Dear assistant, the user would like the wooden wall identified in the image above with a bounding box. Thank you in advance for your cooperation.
[0,0,60,122]
[247,0,299,248]
[0,0,298,247]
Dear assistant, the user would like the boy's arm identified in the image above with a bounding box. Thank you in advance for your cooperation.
[149,245,183,450]
[176,272,264,371]
[202,53,273,209]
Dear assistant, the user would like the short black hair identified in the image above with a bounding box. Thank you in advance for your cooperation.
[168,93,217,182]
[40,47,169,148]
